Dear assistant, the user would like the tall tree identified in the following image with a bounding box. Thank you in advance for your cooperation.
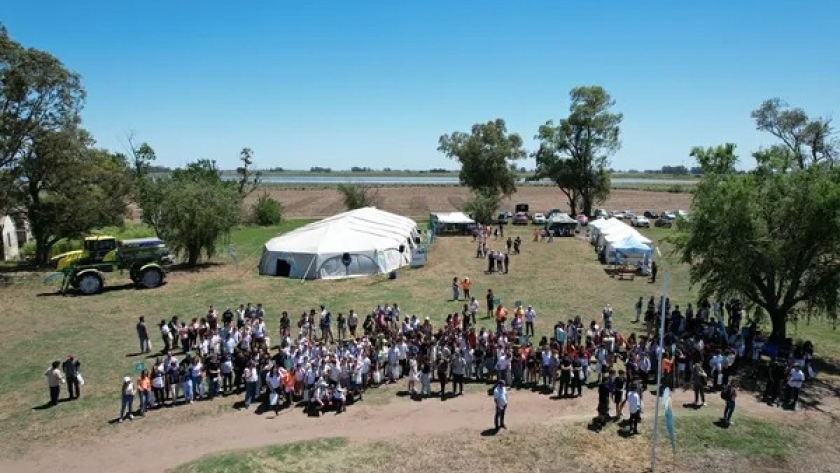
[534,86,622,216]
[140,160,241,266]
[751,98,837,169]
[438,118,526,198]
[461,189,501,225]
[5,126,131,264]
[0,25,85,170]
[671,101,840,342]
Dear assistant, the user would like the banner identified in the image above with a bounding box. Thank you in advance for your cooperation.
[663,388,677,452]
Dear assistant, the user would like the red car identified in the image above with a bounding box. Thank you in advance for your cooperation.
[513,212,530,225]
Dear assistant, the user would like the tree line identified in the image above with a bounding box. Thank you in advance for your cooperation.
[0,26,283,267]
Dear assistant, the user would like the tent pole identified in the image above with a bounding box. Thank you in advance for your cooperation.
[300,255,317,283]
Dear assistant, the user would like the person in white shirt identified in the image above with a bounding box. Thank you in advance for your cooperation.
[493,380,508,430]
[524,305,536,337]
[626,383,641,435]
[785,365,805,410]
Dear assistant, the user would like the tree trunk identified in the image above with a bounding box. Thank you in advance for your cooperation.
[186,243,202,266]
[768,307,788,344]
[34,235,52,267]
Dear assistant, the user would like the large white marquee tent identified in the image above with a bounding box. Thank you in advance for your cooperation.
[258,207,420,280]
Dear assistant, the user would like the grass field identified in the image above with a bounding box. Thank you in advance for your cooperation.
[1,218,838,471]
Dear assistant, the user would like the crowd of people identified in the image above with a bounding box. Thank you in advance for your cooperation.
[40,230,816,434]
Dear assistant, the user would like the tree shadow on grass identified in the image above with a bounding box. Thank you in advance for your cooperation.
[36,282,158,297]
[167,262,224,274]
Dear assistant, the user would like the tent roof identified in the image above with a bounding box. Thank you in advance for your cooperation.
[265,207,418,254]
[548,214,577,224]
[611,233,654,252]
[432,212,475,224]
[603,227,652,244]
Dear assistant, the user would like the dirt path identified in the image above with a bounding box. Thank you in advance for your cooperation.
[0,383,810,473]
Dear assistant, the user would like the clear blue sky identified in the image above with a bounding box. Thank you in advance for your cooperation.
[4,1,839,171]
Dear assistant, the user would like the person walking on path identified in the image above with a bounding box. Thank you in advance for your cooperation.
[62,354,81,400]
[493,379,508,430]
[721,382,738,426]
[137,316,151,354]
[44,361,65,406]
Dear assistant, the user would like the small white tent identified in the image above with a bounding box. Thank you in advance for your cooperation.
[258,207,420,280]
[606,232,654,264]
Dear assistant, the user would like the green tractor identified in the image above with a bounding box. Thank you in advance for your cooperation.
[50,235,174,295]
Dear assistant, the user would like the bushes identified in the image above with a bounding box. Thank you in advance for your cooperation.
[251,192,284,226]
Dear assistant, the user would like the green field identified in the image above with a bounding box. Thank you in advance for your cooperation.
[1,220,836,467]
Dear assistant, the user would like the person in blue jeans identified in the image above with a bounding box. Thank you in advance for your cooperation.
[451,277,460,301]
[179,364,194,404]
[722,382,738,426]
[119,377,135,422]
[243,361,259,408]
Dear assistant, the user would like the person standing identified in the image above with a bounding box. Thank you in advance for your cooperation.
[451,350,465,395]
[493,380,508,430]
[44,361,65,406]
[691,361,707,406]
[118,377,136,422]
[650,261,658,283]
[451,277,460,301]
[461,277,471,301]
[634,297,643,323]
[524,305,536,337]
[627,383,641,435]
[721,382,738,426]
[137,316,151,354]
[785,364,805,411]
[436,356,450,398]
[486,289,495,319]
[503,253,510,274]
[62,354,81,400]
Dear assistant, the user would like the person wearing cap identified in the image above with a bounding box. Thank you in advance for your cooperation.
[62,354,81,400]
[119,377,135,422]
[493,379,508,430]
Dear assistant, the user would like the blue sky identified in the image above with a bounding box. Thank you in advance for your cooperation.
[4,1,839,171]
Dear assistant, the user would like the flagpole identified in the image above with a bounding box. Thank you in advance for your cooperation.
[650,271,669,473]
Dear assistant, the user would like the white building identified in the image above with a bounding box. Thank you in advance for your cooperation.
[1,215,31,261]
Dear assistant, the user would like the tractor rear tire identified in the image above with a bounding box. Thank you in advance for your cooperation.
[75,272,104,295]
[138,267,164,289]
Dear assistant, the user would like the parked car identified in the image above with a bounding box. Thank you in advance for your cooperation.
[532,213,547,224]
[655,214,674,228]
[612,211,626,219]
[513,212,530,225]
[631,215,650,228]
[515,203,530,217]
[661,211,676,220]
[546,208,563,219]
[498,211,513,225]
[644,210,659,219]
[594,209,609,219]
[674,209,689,218]
[576,214,589,226]
[624,211,637,219]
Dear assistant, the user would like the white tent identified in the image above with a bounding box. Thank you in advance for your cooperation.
[431,212,474,225]
[598,224,650,248]
[588,218,627,245]
[258,207,420,280]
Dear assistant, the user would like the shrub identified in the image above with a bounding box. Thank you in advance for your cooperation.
[251,192,284,226]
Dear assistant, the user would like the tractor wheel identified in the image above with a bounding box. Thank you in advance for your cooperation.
[75,272,104,295]
[138,267,164,289]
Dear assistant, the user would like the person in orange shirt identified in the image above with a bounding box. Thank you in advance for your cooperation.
[282,368,296,407]
[461,277,471,300]
[661,354,674,391]
[136,370,153,415]
[495,305,508,333]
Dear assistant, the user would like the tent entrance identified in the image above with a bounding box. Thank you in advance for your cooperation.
[275,259,292,277]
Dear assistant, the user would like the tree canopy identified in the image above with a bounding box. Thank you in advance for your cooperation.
[533,86,622,216]
[672,101,840,342]
[437,118,526,198]
[138,160,242,266]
